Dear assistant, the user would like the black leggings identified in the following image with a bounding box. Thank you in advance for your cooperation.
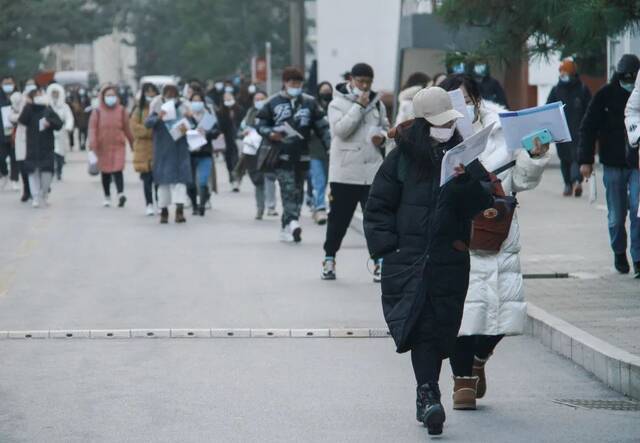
[411,342,443,385]
[449,335,504,377]
[140,172,154,205]
[101,171,124,197]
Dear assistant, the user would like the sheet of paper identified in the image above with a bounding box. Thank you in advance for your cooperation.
[448,89,473,139]
[589,170,597,204]
[498,102,571,151]
[273,122,304,140]
[197,112,216,131]
[1,106,12,129]
[186,129,207,151]
[170,118,191,141]
[160,100,177,121]
[440,122,495,187]
[38,117,48,132]
[242,129,263,155]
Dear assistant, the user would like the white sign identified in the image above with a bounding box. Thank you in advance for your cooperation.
[498,102,571,151]
[440,123,495,187]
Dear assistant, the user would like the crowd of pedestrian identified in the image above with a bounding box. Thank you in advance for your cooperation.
[1,53,639,439]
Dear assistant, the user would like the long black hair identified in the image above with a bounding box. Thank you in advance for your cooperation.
[439,74,481,105]
[136,82,160,119]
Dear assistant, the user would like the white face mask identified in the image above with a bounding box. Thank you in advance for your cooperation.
[24,84,37,94]
[430,123,456,143]
[248,85,257,94]
[225,86,234,94]
[2,84,15,94]
[224,99,236,108]
[215,82,224,92]
[254,100,266,110]
[351,86,363,97]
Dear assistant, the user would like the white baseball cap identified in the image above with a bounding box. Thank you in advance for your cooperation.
[412,86,464,126]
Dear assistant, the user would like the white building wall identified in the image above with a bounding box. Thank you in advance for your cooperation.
[316,0,401,91]
[93,31,137,89]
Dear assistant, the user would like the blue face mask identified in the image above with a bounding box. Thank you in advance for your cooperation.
[287,87,302,97]
[2,84,15,94]
[452,63,466,74]
[620,81,635,93]
[559,74,571,83]
[473,64,487,77]
[104,96,117,107]
[191,101,205,112]
[254,100,266,110]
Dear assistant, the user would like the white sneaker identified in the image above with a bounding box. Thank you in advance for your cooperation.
[103,198,111,207]
[10,181,20,192]
[279,228,294,243]
[31,198,40,208]
[288,220,302,243]
[145,204,155,216]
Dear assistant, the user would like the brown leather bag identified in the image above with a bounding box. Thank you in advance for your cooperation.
[469,165,518,252]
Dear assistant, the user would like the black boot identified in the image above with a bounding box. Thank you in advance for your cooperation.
[199,186,210,216]
[160,207,169,224]
[416,382,445,436]
[615,253,630,274]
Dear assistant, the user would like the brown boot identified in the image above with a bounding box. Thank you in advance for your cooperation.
[452,376,478,410]
[472,356,490,399]
[175,204,186,223]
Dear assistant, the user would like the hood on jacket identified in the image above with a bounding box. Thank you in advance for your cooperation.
[397,85,423,103]
[46,83,66,110]
[334,82,378,104]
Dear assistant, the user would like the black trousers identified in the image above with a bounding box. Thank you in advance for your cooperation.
[101,171,124,197]
[323,182,370,257]
[449,335,504,377]
[560,160,582,186]
[224,142,239,181]
[54,153,64,179]
[0,141,19,181]
[411,342,443,385]
[17,161,30,197]
[140,172,154,205]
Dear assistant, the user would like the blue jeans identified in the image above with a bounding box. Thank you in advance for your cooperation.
[602,166,640,262]
[309,158,328,211]
[193,157,213,187]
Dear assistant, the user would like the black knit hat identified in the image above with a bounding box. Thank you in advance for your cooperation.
[616,54,640,75]
[350,63,374,79]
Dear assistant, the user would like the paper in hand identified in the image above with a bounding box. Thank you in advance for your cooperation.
[38,117,48,132]
[197,112,216,131]
[448,89,473,139]
[160,100,177,121]
[186,129,207,152]
[1,106,12,129]
[170,118,191,141]
[440,123,495,187]
[498,102,571,151]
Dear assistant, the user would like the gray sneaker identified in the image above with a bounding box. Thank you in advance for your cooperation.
[322,258,336,280]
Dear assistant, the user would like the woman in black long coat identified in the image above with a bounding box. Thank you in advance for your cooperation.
[18,88,63,207]
[364,87,493,436]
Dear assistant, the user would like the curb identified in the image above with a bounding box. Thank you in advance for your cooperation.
[349,211,640,400]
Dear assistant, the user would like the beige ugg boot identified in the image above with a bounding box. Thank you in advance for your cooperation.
[472,356,490,399]
[452,376,479,410]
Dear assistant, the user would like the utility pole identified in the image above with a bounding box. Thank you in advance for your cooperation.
[289,0,305,69]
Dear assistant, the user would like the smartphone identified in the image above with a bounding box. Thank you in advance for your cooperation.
[521,129,552,151]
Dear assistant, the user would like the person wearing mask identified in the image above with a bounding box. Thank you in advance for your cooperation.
[18,87,63,207]
[13,79,37,201]
[440,74,550,409]
[130,82,160,216]
[207,80,225,108]
[256,67,331,243]
[145,83,193,224]
[471,61,509,108]
[395,72,430,126]
[309,81,334,225]
[186,90,219,216]
[46,83,74,181]
[364,86,493,436]
[88,85,134,208]
[321,63,389,280]
[581,54,640,277]
[0,76,20,191]
[547,58,592,197]
[217,91,242,191]
[238,91,277,220]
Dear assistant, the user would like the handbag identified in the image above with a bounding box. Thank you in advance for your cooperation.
[212,134,226,153]
[256,139,281,172]
[469,161,517,252]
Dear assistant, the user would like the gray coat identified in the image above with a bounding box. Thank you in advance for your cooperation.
[145,104,192,186]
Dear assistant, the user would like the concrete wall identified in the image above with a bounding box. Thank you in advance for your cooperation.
[316,0,401,91]
[93,31,137,89]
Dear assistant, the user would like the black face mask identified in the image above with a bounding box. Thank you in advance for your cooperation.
[319,93,332,103]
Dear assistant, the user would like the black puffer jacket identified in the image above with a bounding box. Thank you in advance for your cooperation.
[578,74,637,169]
[364,119,493,355]
[18,103,63,173]
[547,77,592,162]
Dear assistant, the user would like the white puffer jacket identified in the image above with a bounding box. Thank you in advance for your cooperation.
[458,100,550,337]
[46,84,75,157]
[328,83,389,185]
[625,73,640,151]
